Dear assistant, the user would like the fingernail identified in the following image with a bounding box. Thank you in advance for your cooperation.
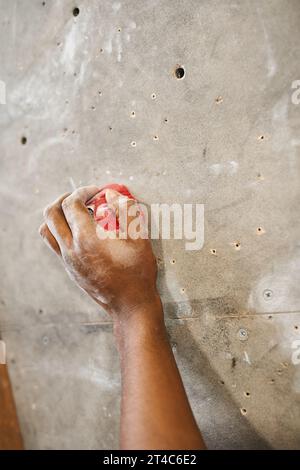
[105,188,121,203]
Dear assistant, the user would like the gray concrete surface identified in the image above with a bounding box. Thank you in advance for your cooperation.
[0,0,300,449]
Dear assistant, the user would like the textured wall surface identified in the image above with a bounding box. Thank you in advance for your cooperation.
[0,0,300,449]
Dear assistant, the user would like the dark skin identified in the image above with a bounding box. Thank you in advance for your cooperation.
[39,186,205,450]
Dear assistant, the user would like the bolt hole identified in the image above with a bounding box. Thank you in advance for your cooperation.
[153,135,159,141]
[117,27,121,32]
[131,111,135,117]
[244,391,250,397]
[170,259,176,265]
[174,66,185,79]
[295,325,299,330]
[164,118,168,123]
[235,242,241,249]
[131,141,136,147]
[258,135,264,140]
[21,136,27,145]
[210,248,217,255]
[220,380,225,385]
[73,7,80,17]
[151,93,156,100]
[241,408,247,415]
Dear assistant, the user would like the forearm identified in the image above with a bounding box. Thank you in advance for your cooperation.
[39,186,205,450]
[115,295,205,450]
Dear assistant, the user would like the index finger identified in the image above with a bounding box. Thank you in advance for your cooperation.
[61,186,100,239]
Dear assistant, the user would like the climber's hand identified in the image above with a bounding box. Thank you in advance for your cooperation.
[39,186,159,319]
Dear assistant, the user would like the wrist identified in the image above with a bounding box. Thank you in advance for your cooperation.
[112,293,166,346]
[110,290,163,323]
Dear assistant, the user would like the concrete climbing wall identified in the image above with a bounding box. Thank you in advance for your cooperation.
[0,0,300,449]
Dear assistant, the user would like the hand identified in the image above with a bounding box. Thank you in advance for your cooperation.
[39,186,159,320]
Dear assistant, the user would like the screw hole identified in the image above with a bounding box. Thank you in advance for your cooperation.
[73,7,80,17]
[244,391,250,397]
[210,248,217,255]
[131,111,135,117]
[174,66,185,79]
[21,136,27,145]
[170,259,176,265]
[241,408,247,415]
[131,141,136,147]
[151,93,156,100]
[258,135,265,140]
[263,289,273,300]
[295,325,299,330]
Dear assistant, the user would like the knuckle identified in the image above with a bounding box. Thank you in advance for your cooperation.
[43,204,52,219]
[44,204,60,221]
[61,196,73,212]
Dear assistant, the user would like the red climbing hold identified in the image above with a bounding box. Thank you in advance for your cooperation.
[86,183,135,231]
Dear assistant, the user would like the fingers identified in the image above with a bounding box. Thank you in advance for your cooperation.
[39,223,61,256]
[105,189,144,235]
[43,193,72,248]
[61,186,99,238]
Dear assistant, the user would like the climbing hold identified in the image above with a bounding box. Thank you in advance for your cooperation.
[86,183,135,231]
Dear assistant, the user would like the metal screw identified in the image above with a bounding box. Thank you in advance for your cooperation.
[238,328,248,341]
[263,289,273,301]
